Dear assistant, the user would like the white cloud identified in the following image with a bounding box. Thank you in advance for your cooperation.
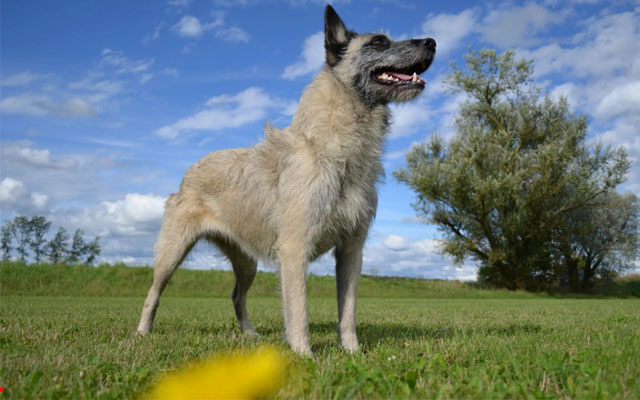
[0,94,96,117]
[522,11,640,79]
[596,114,640,194]
[41,193,167,265]
[383,234,410,251]
[171,12,248,43]
[282,32,325,80]
[595,81,640,119]
[389,97,433,139]
[0,48,163,119]
[154,87,295,139]
[0,140,170,264]
[181,240,233,270]
[0,177,50,215]
[518,9,640,199]
[173,15,208,37]
[479,4,567,47]
[385,149,408,161]
[69,77,123,103]
[547,82,581,111]
[100,48,155,76]
[1,143,78,169]
[92,48,174,85]
[1,71,48,87]
[421,9,477,56]
[363,234,478,280]
[0,141,125,208]
[95,193,166,236]
[386,72,464,141]
[214,26,250,43]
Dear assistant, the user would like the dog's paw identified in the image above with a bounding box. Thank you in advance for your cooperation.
[243,328,260,337]
[340,335,360,353]
[290,343,313,357]
[136,325,152,335]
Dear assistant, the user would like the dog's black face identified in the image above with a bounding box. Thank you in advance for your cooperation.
[324,5,436,106]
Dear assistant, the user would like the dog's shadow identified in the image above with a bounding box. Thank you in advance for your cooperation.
[247,320,544,354]
[304,321,545,353]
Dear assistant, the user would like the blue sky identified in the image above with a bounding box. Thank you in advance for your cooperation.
[1,0,639,279]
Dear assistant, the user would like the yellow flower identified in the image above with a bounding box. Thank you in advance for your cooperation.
[145,346,287,400]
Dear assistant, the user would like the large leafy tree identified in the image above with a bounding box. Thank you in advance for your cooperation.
[395,49,631,290]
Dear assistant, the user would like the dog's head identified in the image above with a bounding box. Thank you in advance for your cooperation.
[324,5,436,106]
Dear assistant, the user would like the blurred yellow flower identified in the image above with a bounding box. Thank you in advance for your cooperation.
[145,346,287,400]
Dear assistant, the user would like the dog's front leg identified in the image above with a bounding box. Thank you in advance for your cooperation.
[278,240,311,356]
[335,228,367,352]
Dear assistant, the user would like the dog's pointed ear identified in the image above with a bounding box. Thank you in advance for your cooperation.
[324,5,349,66]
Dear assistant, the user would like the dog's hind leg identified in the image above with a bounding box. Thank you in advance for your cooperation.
[209,237,258,335]
[137,196,202,335]
[334,226,368,352]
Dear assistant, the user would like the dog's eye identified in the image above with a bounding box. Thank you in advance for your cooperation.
[369,35,390,49]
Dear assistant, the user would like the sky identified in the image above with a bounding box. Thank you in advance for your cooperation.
[1,0,639,280]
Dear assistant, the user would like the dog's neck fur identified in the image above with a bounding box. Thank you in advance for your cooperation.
[290,67,390,164]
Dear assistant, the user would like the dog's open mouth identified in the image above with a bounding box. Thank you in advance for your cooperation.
[371,60,431,88]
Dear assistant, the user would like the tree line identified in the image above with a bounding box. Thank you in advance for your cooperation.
[1,216,101,265]
[395,49,639,292]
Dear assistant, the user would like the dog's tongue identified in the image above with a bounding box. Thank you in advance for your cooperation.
[388,72,413,81]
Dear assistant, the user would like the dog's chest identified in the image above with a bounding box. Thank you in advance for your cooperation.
[327,156,380,230]
[323,110,386,232]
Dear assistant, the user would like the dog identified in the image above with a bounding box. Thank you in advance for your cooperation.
[137,5,435,355]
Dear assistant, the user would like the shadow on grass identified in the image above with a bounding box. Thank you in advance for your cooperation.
[304,321,546,351]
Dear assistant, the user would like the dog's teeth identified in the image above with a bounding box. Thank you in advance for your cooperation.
[379,73,396,82]
[412,73,418,82]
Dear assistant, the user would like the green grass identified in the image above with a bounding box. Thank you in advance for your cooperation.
[1,263,639,399]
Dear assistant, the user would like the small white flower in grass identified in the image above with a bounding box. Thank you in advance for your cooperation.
[387,355,397,361]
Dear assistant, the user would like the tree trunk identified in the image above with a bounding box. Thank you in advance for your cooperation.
[579,255,601,292]
[567,259,580,292]
[580,266,595,292]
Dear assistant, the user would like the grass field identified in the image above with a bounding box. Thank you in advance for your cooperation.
[1,263,639,399]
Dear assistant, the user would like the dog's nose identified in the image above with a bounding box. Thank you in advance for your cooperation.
[423,38,436,50]
[412,38,436,51]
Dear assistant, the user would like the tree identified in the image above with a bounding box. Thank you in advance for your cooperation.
[29,216,51,264]
[554,192,639,291]
[47,227,70,264]
[67,229,86,264]
[394,49,630,290]
[84,236,101,265]
[11,216,33,264]
[1,221,14,261]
